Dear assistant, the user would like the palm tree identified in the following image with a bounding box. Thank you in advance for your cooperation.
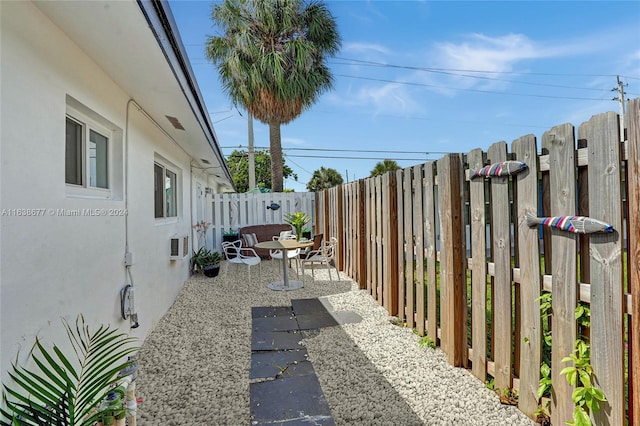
[370,159,400,177]
[206,0,341,192]
[307,166,343,191]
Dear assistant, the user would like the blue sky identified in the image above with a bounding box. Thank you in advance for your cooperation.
[169,0,640,192]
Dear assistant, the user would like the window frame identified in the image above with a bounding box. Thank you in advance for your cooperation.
[65,106,112,197]
[154,160,180,220]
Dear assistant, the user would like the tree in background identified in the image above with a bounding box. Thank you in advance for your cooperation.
[227,149,297,193]
[370,159,400,177]
[307,167,343,192]
[206,0,341,192]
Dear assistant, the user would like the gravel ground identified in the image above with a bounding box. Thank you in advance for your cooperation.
[135,260,535,425]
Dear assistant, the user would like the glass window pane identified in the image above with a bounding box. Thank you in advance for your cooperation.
[89,130,108,188]
[165,169,177,217]
[65,117,83,185]
[154,164,164,218]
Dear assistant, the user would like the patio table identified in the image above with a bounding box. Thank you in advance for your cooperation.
[254,239,314,291]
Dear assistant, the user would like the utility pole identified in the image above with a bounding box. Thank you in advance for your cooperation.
[248,112,256,190]
[612,75,627,141]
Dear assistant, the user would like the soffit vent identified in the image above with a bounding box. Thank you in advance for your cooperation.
[165,115,185,130]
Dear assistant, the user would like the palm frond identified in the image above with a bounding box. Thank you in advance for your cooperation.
[1,316,138,426]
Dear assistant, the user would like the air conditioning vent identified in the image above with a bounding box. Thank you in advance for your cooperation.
[169,235,189,260]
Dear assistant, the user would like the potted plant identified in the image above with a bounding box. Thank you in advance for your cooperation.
[193,247,222,277]
[222,229,239,243]
[284,212,311,241]
[302,227,312,240]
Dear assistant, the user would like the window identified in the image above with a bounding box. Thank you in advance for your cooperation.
[65,112,110,190]
[65,95,123,199]
[154,162,178,219]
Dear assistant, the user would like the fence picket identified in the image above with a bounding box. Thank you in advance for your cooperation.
[628,98,640,425]
[397,170,406,322]
[487,141,513,390]
[583,112,624,425]
[414,164,426,336]
[512,135,541,418]
[468,148,488,382]
[424,162,438,341]
[404,168,415,328]
[545,124,578,426]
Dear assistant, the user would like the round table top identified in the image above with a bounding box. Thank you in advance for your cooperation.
[254,239,314,250]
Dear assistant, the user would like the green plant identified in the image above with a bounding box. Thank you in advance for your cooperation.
[1,315,138,425]
[283,212,311,240]
[417,335,436,349]
[193,247,222,268]
[223,229,238,237]
[560,339,607,426]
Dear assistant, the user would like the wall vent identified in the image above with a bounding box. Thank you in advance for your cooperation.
[169,235,189,260]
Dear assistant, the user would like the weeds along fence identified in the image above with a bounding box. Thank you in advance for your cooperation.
[315,98,639,425]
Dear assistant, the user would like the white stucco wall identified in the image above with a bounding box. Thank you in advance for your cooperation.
[0,1,204,383]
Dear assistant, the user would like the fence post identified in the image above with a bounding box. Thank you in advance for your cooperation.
[627,98,640,425]
[437,154,466,366]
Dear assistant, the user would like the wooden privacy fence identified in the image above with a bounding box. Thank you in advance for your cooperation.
[210,192,314,250]
[316,99,640,425]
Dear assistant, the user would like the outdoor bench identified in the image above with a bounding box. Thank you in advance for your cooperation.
[239,224,294,259]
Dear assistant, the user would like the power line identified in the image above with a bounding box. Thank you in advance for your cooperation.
[331,58,614,92]
[222,145,451,155]
[335,74,610,101]
[333,57,628,79]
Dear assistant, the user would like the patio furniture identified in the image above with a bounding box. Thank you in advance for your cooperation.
[239,224,294,259]
[269,234,300,276]
[254,239,313,291]
[298,233,323,260]
[300,237,338,282]
[222,240,261,280]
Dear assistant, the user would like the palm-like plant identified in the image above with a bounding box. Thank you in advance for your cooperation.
[1,315,138,426]
[284,211,312,240]
[306,166,343,191]
[206,0,341,192]
[370,159,401,177]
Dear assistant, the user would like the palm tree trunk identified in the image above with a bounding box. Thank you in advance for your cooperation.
[269,121,283,192]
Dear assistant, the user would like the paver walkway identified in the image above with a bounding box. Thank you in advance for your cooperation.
[249,298,361,425]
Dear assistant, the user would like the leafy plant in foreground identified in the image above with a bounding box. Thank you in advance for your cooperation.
[560,339,606,426]
[1,315,138,425]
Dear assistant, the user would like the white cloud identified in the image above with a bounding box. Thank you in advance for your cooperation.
[282,137,305,146]
[341,42,390,56]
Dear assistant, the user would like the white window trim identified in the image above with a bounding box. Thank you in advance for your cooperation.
[154,157,181,223]
[65,105,114,199]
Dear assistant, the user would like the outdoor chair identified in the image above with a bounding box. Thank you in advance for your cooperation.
[269,233,300,276]
[222,240,261,280]
[300,237,339,282]
[298,233,323,260]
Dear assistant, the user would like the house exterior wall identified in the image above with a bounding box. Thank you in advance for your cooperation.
[0,1,210,383]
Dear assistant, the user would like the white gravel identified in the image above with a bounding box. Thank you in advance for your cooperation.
[135,260,535,425]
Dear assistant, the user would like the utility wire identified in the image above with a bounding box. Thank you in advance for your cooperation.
[222,145,452,155]
[331,58,613,92]
[336,74,610,101]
